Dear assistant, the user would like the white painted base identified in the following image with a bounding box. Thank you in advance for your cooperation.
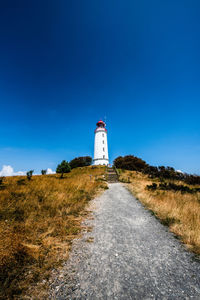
[93,159,109,166]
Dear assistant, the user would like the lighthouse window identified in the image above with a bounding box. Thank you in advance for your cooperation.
[103,147,105,151]
[102,133,104,137]
[103,140,104,144]
[103,155,105,159]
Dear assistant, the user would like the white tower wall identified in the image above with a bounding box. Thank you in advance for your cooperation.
[93,123,109,165]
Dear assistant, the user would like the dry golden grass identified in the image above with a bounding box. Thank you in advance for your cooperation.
[119,170,200,255]
[0,166,106,299]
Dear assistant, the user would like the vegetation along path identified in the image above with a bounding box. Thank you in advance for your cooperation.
[49,183,200,299]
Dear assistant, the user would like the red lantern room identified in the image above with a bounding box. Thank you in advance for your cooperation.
[96,120,105,128]
[95,120,107,133]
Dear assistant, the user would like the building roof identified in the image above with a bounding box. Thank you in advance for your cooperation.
[96,120,105,126]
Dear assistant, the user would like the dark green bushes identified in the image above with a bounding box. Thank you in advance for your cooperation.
[113,155,147,171]
[147,182,200,193]
[184,175,200,185]
[144,166,200,185]
[56,160,71,178]
[69,156,92,169]
[41,170,47,175]
[26,170,34,180]
[0,177,3,185]
[146,183,157,190]
[114,155,200,186]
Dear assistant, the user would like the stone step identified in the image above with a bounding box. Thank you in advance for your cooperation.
[106,167,118,183]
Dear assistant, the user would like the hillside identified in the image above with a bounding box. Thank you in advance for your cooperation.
[1,164,200,298]
[119,170,200,255]
[0,166,107,299]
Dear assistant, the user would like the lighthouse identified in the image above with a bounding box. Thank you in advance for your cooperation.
[93,120,109,165]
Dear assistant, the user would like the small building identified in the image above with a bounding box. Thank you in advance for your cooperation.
[93,120,109,165]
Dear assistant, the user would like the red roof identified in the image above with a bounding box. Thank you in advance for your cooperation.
[96,120,105,126]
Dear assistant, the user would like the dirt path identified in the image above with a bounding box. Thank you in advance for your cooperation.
[49,183,200,299]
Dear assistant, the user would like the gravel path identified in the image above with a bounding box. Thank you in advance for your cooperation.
[49,183,200,299]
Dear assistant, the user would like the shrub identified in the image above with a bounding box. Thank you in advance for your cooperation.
[184,174,200,185]
[56,160,71,178]
[17,179,26,186]
[114,154,200,185]
[147,183,157,190]
[41,170,47,175]
[26,170,34,180]
[113,155,147,171]
[0,177,5,190]
[159,182,194,193]
[69,156,92,169]
[146,182,199,193]
[143,165,185,181]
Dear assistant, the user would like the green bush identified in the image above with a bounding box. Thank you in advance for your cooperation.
[26,170,34,180]
[184,175,200,185]
[113,155,147,172]
[56,160,71,177]
[69,156,92,169]
[146,182,200,193]
[146,183,157,190]
[114,155,200,186]
[41,170,47,175]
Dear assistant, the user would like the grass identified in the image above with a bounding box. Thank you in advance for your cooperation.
[0,166,106,299]
[119,170,200,255]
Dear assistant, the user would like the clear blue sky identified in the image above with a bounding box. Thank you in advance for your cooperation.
[0,0,200,174]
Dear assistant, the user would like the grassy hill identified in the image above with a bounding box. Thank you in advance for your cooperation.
[0,166,107,299]
[1,163,200,298]
[119,170,200,255]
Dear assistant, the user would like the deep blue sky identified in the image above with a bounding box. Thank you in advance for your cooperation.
[0,0,200,174]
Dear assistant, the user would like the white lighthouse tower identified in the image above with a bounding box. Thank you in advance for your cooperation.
[93,120,109,165]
